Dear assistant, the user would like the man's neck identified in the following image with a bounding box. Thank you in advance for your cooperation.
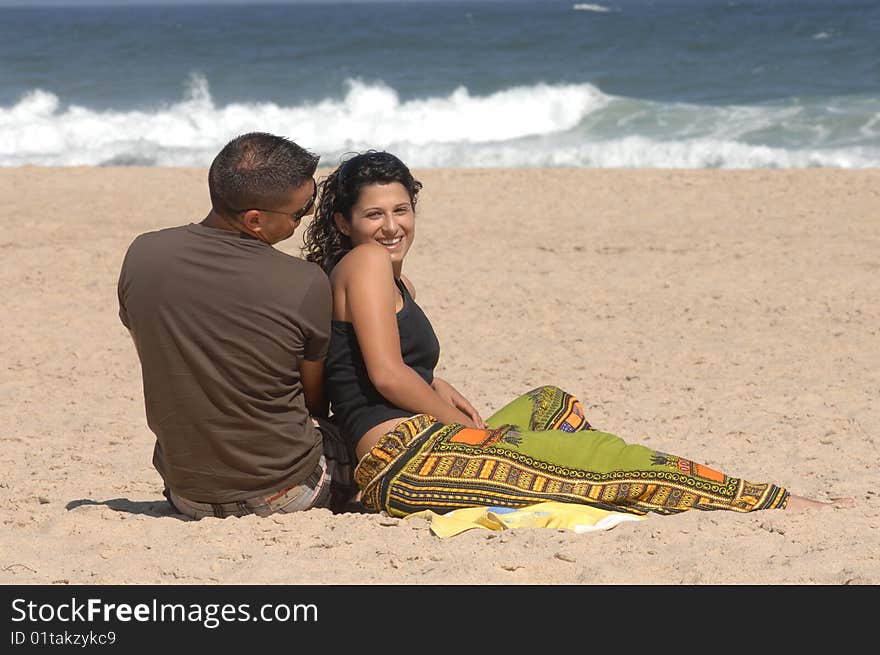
[200,211,264,242]
[201,210,238,232]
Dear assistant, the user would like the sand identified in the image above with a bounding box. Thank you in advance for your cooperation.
[1,166,877,585]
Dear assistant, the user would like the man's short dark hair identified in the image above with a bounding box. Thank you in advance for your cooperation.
[208,132,320,216]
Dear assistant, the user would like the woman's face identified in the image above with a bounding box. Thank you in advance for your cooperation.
[339,181,415,266]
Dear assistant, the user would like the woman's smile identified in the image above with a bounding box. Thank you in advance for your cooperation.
[376,235,404,250]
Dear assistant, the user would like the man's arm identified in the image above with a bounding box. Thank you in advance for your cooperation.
[300,358,328,418]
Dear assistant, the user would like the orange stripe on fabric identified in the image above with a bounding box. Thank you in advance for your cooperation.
[695,463,725,483]
[450,428,492,445]
[479,460,496,479]
[419,456,439,476]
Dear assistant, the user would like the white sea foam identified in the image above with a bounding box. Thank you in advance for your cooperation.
[572,4,613,13]
[0,76,876,168]
[381,137,879,169]
[0,75,607,167]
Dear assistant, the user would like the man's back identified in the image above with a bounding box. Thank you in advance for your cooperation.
[118,223,331,503]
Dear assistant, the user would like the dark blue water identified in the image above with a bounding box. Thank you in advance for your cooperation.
[1,0,877,167]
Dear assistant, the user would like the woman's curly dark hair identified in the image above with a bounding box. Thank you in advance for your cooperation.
[302,150,422,274]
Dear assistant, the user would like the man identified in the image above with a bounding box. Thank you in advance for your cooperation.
[118,132,355,519]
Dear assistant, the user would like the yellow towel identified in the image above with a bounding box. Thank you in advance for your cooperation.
[406,501,645,538]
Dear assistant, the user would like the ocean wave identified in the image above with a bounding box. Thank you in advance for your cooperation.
[379,137,879,169]
[0,75,606,166]
[572,4,614,13]
[0,76,876,168]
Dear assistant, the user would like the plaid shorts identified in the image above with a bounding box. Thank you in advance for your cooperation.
[166,417,358,519]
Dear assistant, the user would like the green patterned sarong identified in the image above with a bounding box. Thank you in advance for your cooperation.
[355,386,789,517]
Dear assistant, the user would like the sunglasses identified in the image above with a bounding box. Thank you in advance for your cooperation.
[230,181,317,222]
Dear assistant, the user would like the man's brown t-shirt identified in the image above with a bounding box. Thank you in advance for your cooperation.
[118,223,330,503]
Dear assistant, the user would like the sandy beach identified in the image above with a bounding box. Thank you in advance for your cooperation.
[1,166,877,585]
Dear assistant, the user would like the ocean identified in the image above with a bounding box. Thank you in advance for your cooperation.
[1,0,878,168]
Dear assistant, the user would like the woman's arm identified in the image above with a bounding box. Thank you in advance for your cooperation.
[400,275,485,427]
[431,377,486,428]
[299,358,328,418]
[340,245,476,427]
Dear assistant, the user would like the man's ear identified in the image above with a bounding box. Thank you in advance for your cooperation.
[333,212,350,236]
[242,210,262,233]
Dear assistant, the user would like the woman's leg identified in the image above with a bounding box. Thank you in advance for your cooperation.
[355,413,790,518]
[485,385,592,432]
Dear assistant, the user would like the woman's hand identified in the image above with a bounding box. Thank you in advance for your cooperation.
[431,377,487,429]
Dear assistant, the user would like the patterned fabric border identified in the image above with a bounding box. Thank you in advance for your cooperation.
[357,418,789,518]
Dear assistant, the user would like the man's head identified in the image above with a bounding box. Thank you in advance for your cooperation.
[208,132,320,244]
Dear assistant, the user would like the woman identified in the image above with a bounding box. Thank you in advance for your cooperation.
[303,151,849,518]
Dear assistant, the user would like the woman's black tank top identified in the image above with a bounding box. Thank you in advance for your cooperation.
[325,277,440,446]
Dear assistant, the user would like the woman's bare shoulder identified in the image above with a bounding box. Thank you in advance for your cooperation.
[332,244,393,286]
